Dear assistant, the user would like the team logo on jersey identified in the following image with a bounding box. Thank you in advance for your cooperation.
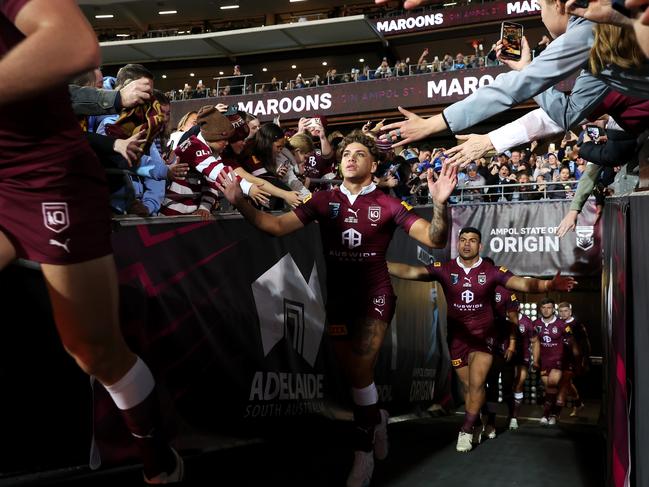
[42,202,70,234]
[478,273,486,285]
[433,261,442,267]
[401,201,413,211]
[373,295,386,307]
[511,293,517,301]
[342,228,362,249]
[451,273,459,285]
[552,326,558,334]
[461,290,474,303]
[499,266,508,273]
[329,202,341,218]
[519,324,525,333]
[495,292,502,303]
[575,225,595,251]
[451,358,463,367]
[565,325,572,333]
[303,194,313,204]
[368,206,381,222]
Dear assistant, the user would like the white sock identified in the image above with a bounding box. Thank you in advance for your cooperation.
[104,356,155,410]
[514,392,524,401]
[352,383,378,406]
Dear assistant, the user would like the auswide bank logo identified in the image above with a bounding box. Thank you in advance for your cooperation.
[252,254,325,367]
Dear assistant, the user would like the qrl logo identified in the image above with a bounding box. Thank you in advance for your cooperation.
[342,229,362,249]
[42,203,70,234]
[461,290,474,303]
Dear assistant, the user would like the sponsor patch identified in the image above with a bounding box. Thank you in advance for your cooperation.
[329,202,340,219]
[303,194,313,204]
[499,266,509,273]
[451,358,463,368]
[565,325,572,333]
[328,324,348,336]
[451,273,459,285]
[433,261,442,267]
[401,201,413,211]
[510,293,517,301]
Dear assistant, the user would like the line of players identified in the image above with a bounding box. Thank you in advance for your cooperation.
[388,228,589,453]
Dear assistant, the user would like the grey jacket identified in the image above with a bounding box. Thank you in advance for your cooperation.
[68,85,120,116]
[443,17,595,134]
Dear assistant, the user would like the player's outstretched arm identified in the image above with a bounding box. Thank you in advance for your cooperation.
[407,162,457,248]
[216,172,304,237]
[387,262,431,281]
[505,271,577,293]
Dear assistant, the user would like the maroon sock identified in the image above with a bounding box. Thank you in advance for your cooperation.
[512,397,523,419]
[353,404,381,451]
[119,387,175,479]
[552,401,564,417]
[461,412,480,433]
[543,393,557,418]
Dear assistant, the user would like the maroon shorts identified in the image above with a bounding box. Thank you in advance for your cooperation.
[0,148,112,265]
[326,293,396,338]
[540,355,564,374]
[449,334,495,369]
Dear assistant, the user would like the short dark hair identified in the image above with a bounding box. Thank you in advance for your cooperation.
[459,227,482,242]
[539,297,555,306]
[115,63,154,89]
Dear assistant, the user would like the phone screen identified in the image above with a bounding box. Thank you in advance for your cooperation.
[586,126,601,139]
[500,22,523,61]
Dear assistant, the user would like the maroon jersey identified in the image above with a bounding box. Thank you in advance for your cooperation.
[425,259,514,346]
[1,0,89,177]
[493,286,520,354]
[293,184,420,299]
[535,316,573,370]
[304,152,335,192]
[517,313,537,363]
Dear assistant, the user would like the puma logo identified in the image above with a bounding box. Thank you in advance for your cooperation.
[49,238,71,253]
[374,307,384,316]
[347,208,359,217]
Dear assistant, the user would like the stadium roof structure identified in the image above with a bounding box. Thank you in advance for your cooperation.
[96,15,385,66]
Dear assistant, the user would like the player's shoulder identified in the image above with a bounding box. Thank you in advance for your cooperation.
[374,190,415,212]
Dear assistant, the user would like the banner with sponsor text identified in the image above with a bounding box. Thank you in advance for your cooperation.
[372,0,541,36]
[450,199,602,277]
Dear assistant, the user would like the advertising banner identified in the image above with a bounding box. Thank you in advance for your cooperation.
[450,199,602,277]
[171,66,525,124]
[91,211,448,466]
[372,0,541,36]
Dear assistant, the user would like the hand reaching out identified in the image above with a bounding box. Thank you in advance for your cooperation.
[428,161,457,205]
[113,130,146,167]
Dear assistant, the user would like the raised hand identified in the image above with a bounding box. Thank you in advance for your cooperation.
[496,36,532,71]
[120,78,152,108]
[549,270,577,292]
[446,133,494,168]
[428,161,457,205]
[557,210,579,238]
[113,130,146,167]
[380,106,434,148]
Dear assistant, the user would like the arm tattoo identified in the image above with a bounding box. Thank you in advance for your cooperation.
[428,201,448,248]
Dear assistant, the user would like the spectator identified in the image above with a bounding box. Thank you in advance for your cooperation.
[453,53,466,70]
[460,162,486,202]
[417,48,429,74]
[516,171,540,200]
[168,110,198,152]
[486,164,516,201]
[375,58,392,78]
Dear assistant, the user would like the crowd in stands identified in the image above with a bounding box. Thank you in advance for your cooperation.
[68,60,630,227]
[166,34,552,101]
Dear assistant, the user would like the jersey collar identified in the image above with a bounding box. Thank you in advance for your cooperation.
[456,257,482,274]
[542,315,557,325]
[340,182,376,205]
[564,317,575,324]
